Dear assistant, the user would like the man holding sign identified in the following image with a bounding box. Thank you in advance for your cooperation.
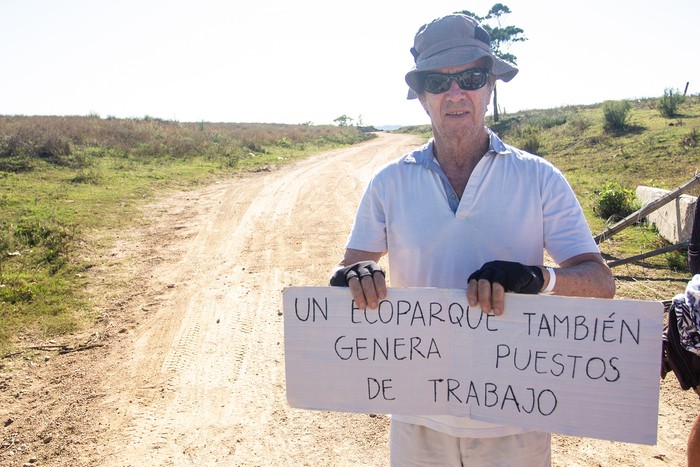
[330,13,615,467]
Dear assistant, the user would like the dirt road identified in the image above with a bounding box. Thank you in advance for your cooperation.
[1,132,697,466]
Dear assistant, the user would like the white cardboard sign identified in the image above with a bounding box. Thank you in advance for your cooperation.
[283,287,664,445]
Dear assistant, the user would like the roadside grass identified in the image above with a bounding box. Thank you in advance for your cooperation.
[402,94,700,301]
[0,116,373,352]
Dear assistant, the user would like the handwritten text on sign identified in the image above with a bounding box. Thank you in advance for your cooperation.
[283,287,663,445]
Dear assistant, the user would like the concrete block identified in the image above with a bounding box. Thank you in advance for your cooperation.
[636,186,697,244]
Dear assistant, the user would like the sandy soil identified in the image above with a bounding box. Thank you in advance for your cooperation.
[0,132,698,466]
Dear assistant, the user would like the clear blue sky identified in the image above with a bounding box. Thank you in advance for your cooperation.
[1,0,698,126]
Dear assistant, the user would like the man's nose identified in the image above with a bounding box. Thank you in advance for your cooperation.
[445,79,466,98]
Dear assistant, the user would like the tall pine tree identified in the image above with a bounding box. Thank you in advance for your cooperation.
[458,4,526,122]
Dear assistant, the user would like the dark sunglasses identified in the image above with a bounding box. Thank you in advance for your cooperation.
[422,68,490,94]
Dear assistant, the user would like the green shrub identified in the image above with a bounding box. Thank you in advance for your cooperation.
[37,135,72,164]
[12,216,75,269]
[603,100,632,132]
[667,249,689,272]
[532,114,568,129]
[657,88,685,118]
[594,182,639,220]
[0,156,33,173]
[565,115,591,135]
[516,125,542,155]
[69,168,102,184]
[0,279,34,304]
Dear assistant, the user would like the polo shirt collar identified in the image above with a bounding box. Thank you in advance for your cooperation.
[403,129,508,168]
[488,130,509,155]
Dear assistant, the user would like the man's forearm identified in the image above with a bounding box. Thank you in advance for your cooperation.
[549,259,615,299]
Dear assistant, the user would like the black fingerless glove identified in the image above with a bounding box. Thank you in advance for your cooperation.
[330,261,385,286]
[468,260,544,294]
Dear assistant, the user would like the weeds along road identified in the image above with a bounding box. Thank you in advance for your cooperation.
[1,131,693,466]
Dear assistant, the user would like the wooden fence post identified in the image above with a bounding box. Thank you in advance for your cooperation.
[594,174,700,244]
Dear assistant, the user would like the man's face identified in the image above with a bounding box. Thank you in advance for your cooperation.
[417,58,493,135]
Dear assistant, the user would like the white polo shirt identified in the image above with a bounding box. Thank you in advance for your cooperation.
[345,131,599,438]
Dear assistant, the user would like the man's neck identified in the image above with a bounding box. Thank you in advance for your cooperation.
[433,126,489,166]
[431,126,490,199]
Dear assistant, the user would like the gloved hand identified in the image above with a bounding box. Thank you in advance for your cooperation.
[330,261,385,286]
[468,260,544,294]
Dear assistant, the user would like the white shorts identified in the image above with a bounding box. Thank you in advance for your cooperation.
[390,419,551,467]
